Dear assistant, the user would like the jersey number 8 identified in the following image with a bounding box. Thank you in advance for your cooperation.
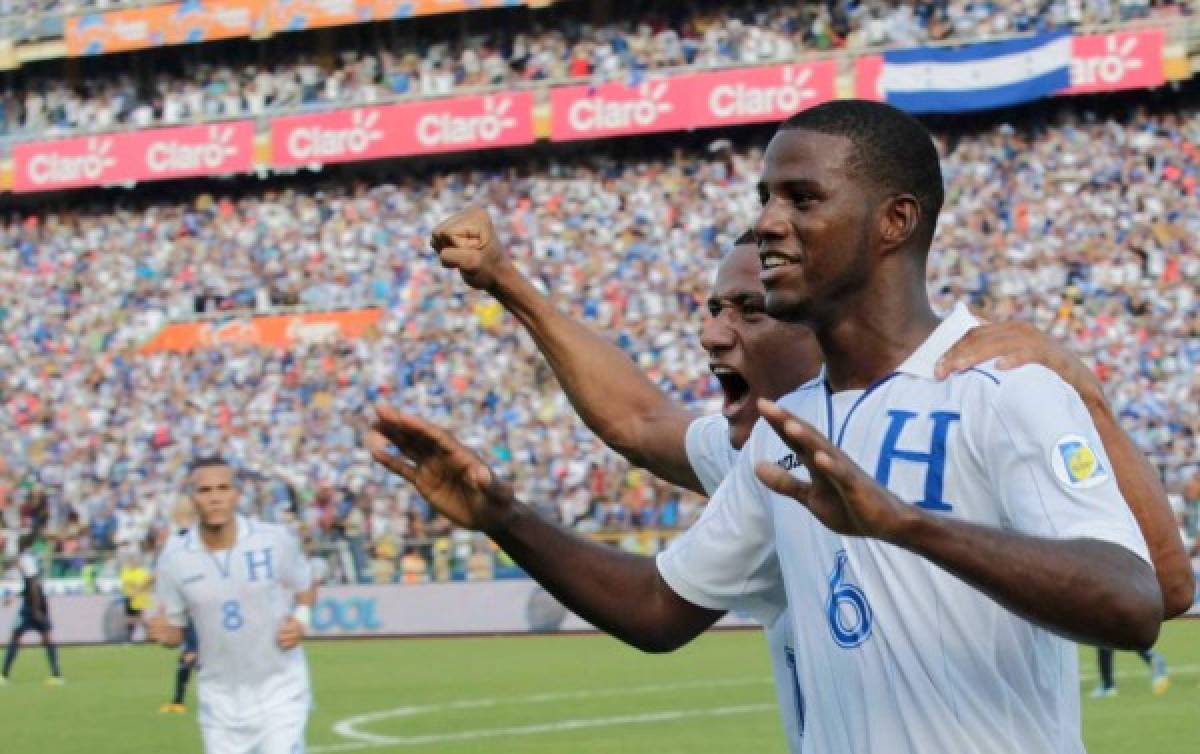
[222,600,244,632]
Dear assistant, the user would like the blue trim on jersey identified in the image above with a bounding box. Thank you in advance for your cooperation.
[967,367,1001,385]
[824,373,903,448]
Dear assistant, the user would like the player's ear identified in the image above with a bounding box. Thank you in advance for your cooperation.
[878,194,920,253]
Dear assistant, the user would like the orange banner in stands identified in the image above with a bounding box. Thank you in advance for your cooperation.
[269,0,526,32]
[139,309,384,353]
[67,0,265,56]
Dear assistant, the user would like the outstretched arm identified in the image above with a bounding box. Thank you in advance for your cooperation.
[754,398,1162,650]
[367,405,722,652]
[430,208,703,493]
[938,321,1195,618]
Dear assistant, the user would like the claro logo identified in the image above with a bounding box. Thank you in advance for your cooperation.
[567,81,673,132]
[417,96,518,147]
[286,110,384,160]
[27,138,116,185]
[146,126,239,173]
[708,66,817,118]
[1071,35,1144,87]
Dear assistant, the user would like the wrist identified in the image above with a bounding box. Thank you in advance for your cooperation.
[291,604,312,632]
[883,503,938,549]
[484,259,523,298]
[482,487,526,537]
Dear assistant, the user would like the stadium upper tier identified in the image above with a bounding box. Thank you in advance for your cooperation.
[0,97,1196,575]
[0,0,1192,145]
[0,0,1183,49]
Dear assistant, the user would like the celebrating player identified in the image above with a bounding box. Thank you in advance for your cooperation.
[1,550,64,686]
[148,457,315,753]
[371,100,1189,752]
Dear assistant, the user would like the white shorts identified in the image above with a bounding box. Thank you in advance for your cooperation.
[200,700,309,754]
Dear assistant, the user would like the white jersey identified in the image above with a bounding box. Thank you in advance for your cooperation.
[662,304,1150,754]
[686,414,804,754]
[157,515,313,727]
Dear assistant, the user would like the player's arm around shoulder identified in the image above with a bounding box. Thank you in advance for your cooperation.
[939,321,1195,617]
[954,364,1165,646]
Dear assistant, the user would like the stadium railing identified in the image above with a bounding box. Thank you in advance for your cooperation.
[0,527,691,593]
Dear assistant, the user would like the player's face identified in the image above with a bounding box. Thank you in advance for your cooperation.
[755,129,874,324]
[190,465,239,530]
[701,244,823,449]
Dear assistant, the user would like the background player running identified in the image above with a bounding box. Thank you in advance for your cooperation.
[148,456,315,754]
[1,548,64,686]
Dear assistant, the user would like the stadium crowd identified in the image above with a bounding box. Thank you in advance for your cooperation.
[1,0,1190,137]
[0,95,1197,585]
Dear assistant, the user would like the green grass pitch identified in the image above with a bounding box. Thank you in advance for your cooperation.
[2,620,1198,752]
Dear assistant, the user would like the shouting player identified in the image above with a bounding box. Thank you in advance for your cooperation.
[149,457,315,753]
[371,100,1191,753]
[1,550,64,686]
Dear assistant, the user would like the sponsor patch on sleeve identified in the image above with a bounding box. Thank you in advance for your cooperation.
[1050,434,1109,489]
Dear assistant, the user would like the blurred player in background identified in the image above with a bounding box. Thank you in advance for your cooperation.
[160,621,199,714]
[1090,646,1170,698]
[148,457,315,753]
[161,499,200,714]
[1,548,64,686]
[120,550,153,644]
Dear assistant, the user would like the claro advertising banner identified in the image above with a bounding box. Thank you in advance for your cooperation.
[138,309,385,353]
[11,121,256,193]
[549,61,837,142]
[0,581,758,644]
[269,92,535,167]
[66,0,265,56]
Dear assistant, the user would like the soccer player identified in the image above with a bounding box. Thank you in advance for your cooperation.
[370,100,1190,753]
[1090,646,1170,698]
[1,551,64,686]
[148,457,315,753]
[160,621,199,713]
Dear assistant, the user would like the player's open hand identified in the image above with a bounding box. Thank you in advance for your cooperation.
[430,206,507,291]
[366,404,511,533]
[935,321,1100,397]
[753,399,921,543]
[277,616,304,650]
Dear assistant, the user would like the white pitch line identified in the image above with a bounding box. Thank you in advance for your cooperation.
[311,663,1200,752]
[310,703,775,752]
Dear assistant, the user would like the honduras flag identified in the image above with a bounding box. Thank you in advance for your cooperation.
[881,31,1071,114]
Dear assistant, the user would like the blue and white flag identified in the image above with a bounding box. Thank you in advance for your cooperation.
[881,31,1071,114]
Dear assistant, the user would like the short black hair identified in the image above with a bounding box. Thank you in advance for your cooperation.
[780,100,944,245]
[188,456,231,475]
[734,229,756,246]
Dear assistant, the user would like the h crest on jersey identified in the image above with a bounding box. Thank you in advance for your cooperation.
[874,409,961,512]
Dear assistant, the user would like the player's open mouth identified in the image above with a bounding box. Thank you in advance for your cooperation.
[711,364,752,419]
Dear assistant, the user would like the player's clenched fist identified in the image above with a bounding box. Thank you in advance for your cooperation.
[366,404,513,533]
[147,609,183,648]
[430,206,507,291]
[277,616,305,650]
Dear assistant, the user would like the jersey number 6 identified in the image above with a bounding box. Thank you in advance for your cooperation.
[827,550,872,648]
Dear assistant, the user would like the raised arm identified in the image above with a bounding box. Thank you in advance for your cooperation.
[366,405,721,652]
[430,207,703,494]
[937,321,1195,618]
[754,397,1162,651]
